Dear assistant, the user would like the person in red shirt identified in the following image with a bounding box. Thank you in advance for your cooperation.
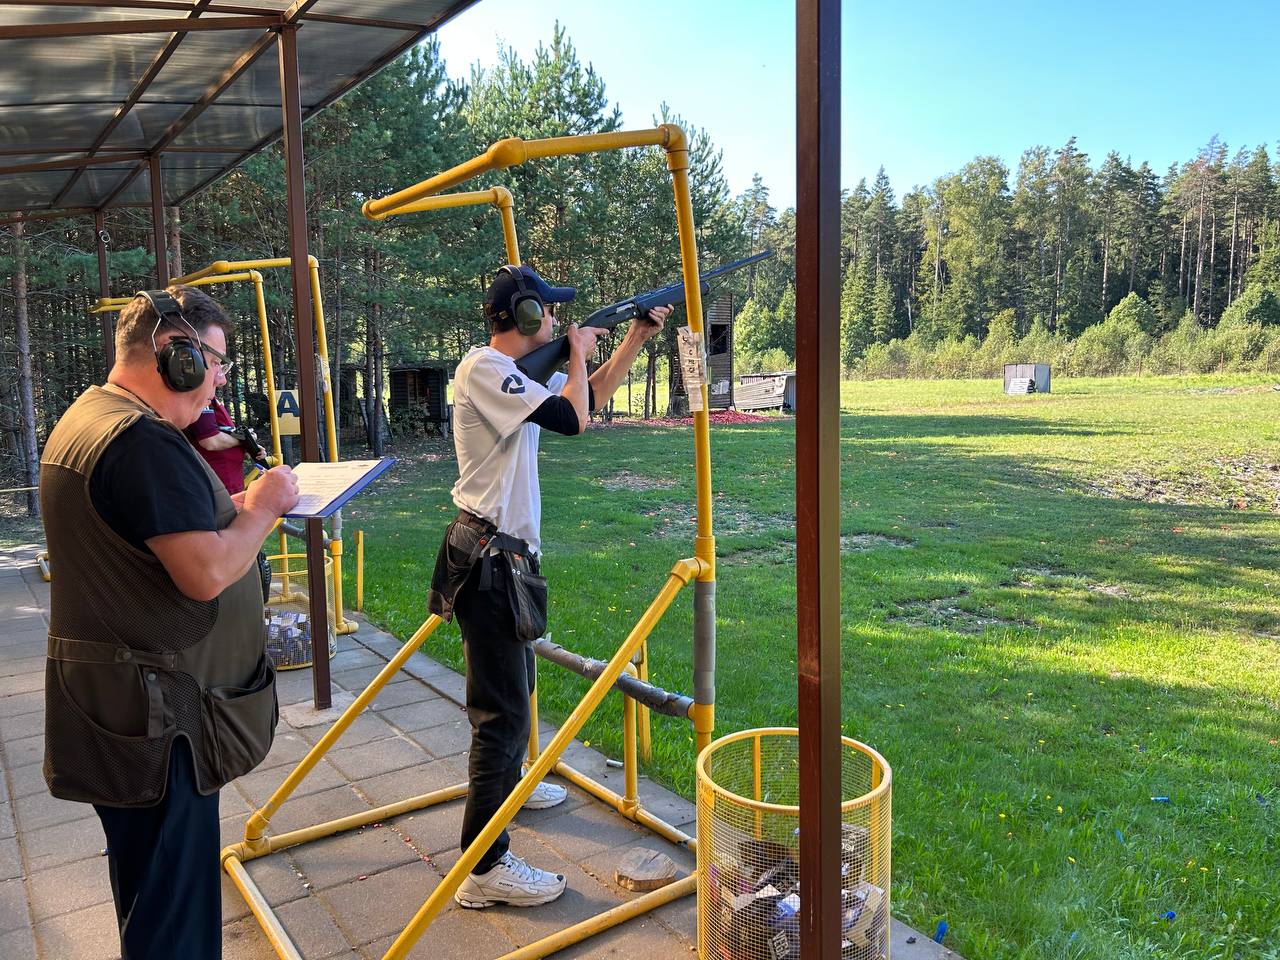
[183,396,265,494]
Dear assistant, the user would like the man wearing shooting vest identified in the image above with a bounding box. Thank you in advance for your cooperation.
[40,285,299,959]
[429,264,668,908]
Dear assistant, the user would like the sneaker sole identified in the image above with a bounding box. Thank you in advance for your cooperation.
[454,888,565,910]
[520,795,567,811]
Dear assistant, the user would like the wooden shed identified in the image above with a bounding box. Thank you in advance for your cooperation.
[389,363,452,433]
[705,296,734,410]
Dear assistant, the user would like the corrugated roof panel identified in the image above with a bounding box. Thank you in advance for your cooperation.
[0,0,479,213]
[0,34,169,106]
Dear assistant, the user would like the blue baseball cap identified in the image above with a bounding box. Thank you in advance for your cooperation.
[484,264,576,324]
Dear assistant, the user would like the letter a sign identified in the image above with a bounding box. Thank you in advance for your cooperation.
[276,389,302,436]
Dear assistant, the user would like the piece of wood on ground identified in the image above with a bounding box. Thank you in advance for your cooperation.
[615,847,679,891]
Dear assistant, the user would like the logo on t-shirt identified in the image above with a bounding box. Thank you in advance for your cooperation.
[501,374,526,395]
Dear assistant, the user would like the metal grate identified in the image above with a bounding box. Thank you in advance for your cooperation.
[696,729,891,960]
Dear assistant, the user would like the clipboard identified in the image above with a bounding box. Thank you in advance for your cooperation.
[282,458,395,518]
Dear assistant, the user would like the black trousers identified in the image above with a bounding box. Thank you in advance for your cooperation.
[94,739,221,960]
[454,553,536,874]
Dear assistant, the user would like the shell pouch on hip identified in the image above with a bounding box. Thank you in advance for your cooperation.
[504,551,548,642]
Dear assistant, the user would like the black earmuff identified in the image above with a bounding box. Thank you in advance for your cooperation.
[501,265,546,336]
[139,289,207,393]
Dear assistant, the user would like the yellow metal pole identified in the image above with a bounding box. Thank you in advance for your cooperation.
[252,271,284,464]
[551,759,695,847]
[362,129,675,220]
[635,641,652,763]
[362,186,522,264]
[222,857,304,960]
[227,782,469,864]
[381,559,703,960]
[527,657,541,764]
[244,616,443,847]
[754,732,764,838]
[666,131,718,756]
[494,186,520,263]
[496,873,698,960]
[622,694,638,814]
[355,529,365,611]
[307,258,340,464]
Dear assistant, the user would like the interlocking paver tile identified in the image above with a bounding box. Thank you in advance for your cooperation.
[3,735,43,769]
[0,875,30,933]
[369,678,442,712]
[277,893,359,958]
[408,718,472,759]
[377,696,466,734]
[297,711,396,748]
[289,821,421,891]
[32,900,119,960]
[327,736,432,782]
[321,858,442,945]
[0,925,37,960]
[27,855,112,920]
[13,790,91,832]
[19,815,104,874]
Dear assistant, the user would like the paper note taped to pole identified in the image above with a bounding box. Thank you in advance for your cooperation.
[677,326,706,413]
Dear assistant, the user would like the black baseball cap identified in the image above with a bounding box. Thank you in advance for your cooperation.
[484,264,576,323]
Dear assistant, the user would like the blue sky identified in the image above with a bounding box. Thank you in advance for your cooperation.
[436,0,1277,211]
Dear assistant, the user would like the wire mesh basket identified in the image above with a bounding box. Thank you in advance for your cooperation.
[264,552,337,671]
[696,728,892,960]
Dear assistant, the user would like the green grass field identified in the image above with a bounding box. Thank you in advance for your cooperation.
[346,372,1280,960]
[8,373,1274,958]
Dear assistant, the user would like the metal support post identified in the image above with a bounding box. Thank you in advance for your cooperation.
[149,155,169,287]
[94,211,115,371]
[278,23,331,708]
[796,0,844,956]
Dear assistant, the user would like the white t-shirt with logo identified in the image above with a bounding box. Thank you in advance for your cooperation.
[450,345,567,555]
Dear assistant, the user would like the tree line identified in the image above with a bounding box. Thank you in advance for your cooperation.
[736,136,1280,376]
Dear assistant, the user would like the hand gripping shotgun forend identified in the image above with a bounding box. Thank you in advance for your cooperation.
[515,249,775,386]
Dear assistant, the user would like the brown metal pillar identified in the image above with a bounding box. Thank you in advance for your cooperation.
[149,155,169,287]
[278,22,332,708]
[94,211,116,371]
[795,0,842,957]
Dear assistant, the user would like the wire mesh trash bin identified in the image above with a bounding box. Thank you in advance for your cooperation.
[264,553,337,670]
[696,728,892,960]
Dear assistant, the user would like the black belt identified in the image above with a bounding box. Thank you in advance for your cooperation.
[455,510,531,557]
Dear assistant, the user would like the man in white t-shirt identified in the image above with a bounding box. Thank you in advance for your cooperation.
[430,264,668,909]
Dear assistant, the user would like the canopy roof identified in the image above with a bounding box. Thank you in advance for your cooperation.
[0,1,476,216]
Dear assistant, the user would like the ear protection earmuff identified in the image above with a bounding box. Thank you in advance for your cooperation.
[139,289,207,393]
[500,265,547,336]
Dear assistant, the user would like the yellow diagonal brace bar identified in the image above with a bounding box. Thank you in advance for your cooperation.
[381,557,705,960]
[243,616,444,847]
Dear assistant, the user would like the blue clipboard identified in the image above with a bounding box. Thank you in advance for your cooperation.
[283,458,395,518]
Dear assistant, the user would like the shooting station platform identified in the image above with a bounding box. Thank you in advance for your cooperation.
[0,545,954,959]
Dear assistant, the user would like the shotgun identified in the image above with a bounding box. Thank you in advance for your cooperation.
[516,249,774,385]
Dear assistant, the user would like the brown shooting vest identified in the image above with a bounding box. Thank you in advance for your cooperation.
[40,385,276,806]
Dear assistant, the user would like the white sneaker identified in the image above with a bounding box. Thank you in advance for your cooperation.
[521,777,567,811]
[454,850,567,908]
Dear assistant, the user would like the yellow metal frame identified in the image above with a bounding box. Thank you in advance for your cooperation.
[227,126,717,960]
[364,184,521,265]
[90,260,363,635]
[375,182,659,766]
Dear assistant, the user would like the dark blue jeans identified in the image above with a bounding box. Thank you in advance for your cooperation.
[94,738,221,960]
[455,554,537,874]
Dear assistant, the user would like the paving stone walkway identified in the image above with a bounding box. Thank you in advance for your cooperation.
[0,542,956,959]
